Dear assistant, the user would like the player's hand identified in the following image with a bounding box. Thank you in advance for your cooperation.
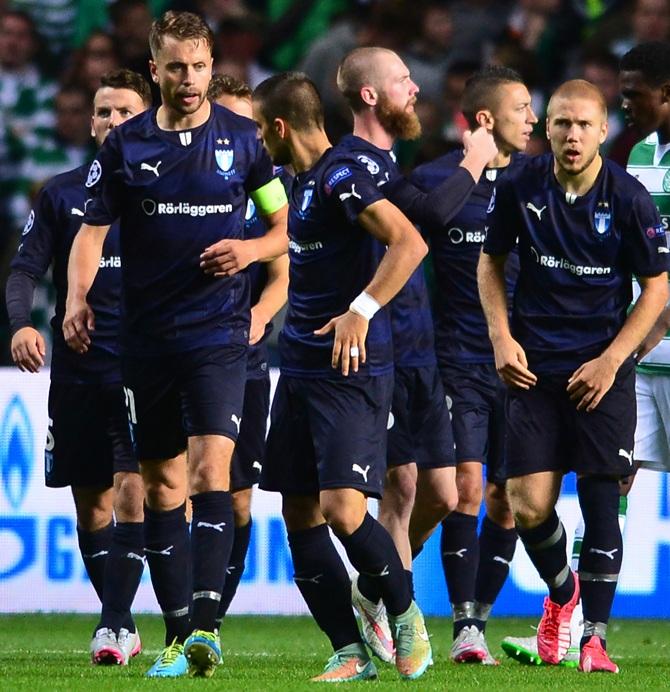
[492,335,537,389]
[314,310,368,376]
[249,305,270,345]
[567,355,618,412]
[463,127,498,162]
[636,318,668,363]
[200,239,258,277]
[11,327,46,373]
[62,298,95,354]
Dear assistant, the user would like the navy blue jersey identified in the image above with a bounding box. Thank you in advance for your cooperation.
[10,164,122,384]
[280,147,389,377]
[83,104,276,356]
[484,154,669,374]
[338,134,435,367]
[411,150,522,364]
[244,166,292,378]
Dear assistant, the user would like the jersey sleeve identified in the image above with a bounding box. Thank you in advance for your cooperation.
[10,186,57,277]
[83,130,124,226]
[245,135,279,199]
[623,189,670,277]
[483,179,518,255]
[391,166,475,228]
[322,159,385,224]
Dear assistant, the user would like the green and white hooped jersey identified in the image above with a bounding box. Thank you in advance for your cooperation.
[627,132,670,375]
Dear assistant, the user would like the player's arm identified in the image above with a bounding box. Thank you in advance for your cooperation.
[477,251,537,389]
[315,198,427,376]
[386,128,497,228]
[250,252,289,345]
[201,178,289,276]
[636,301,670,361]
[567,272,668,411]
[63,223,110,353]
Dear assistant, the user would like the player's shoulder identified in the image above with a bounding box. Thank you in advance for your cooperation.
[629,131,658,159]
[412,148,463,182]
[320,144,367,180]
[603,157,650,201]
[38,163,89,204]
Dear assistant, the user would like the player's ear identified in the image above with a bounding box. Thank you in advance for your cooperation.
[545,116,551,140]
[149,60,159,84]
[90,115,95,139]
[360,85,377,107]
[660,80,670,106]
[475,109,493,131]
[273,117,287,139]
[599,117,608,145]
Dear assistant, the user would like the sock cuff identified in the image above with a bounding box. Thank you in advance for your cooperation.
[481,515,516,539]
[77,522,113,538]
[113,521,145,544]
[517,510,561,546]
[190,490,232,510]
[442,511,478,529]
[288,522,330,548]
[235,518,253,536]
[144,502,187,524]
[337,512,375,543]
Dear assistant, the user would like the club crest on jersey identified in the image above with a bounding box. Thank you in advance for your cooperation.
[215,148,235,178]
[85,159,102,188]
[593,201,611,237]
[22,209,35,236]
[245,198,256,222]
[663,169,670,193]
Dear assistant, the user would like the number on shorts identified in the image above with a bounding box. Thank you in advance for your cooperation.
[45,416,55,451]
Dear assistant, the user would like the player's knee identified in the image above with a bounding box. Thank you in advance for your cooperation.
[484,483,514,527]
[384,466,417,513]
[113,471,145,522]
[456,474,483,513]
[72,487,114,531]
[321,500,366,537]
[189,460,229,494]
[282,495,322,532]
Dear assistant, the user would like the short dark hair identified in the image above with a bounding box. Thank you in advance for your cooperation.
[149,10,213,59]
[620,41,670,86]
[100,68,152,106]
[109,0,147,26]
[208,74,252,102]
[461,65,524,129]
[253,72,324,130]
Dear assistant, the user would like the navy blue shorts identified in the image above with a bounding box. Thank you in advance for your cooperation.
[122,345,247,461]
[45,381,137,488]
[440,362,507,484]
[261,373,393,499]
[505,361,636,478]
[387,365,455,469]
[231,375,270,491]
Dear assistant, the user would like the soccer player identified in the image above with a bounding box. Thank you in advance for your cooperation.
[206,73,290,632]
[335,46,497,663]
[409,66,537,664]
[63,11,288,679]
[478,79,669,674]
[253,71,432,682]
[6,69,150,664]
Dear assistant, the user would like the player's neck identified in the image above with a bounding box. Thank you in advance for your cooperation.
[291,129,332,173]
[657,122,670,145]
[156,99,211,131]
[353,115,394,151]
[487,149,512,169]
[554,154,603,197]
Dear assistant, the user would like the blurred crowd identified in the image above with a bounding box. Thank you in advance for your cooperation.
[1,0,669,362]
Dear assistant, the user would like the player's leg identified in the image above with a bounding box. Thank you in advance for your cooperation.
[262,375,375,682]
[573,362,636,674]
[215,375,269,630]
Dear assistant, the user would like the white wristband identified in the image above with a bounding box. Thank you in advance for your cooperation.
[349,291,381,321]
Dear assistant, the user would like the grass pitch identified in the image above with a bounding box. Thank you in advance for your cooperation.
[1,614,669,690]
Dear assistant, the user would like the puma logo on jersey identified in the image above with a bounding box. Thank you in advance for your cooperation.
[141,161,162,177]
[71,207,84,216]
[294,573,322,584]
[618,448,633,465]
[145,545,173,556]
[231,414,242,434]
[526,202,547,221]
[197,521,226,532]
[589,547,619,560]
[443,548,468,558]
[339,184,362,202]
[352,463,370,482]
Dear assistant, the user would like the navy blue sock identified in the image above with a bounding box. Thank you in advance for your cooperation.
[98,522,144,634]
[440,512,478,636]
[577,476,622,630]
[474,517,517,631]
[77,523,113,604]
[336,513,411,617]
[405,569,415,600]
[289,524,362,651]
[517,510,574,605]
[145,503,191,644]
[216,519,252,627]
[190,491,234,632]
[357,571,381,604]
